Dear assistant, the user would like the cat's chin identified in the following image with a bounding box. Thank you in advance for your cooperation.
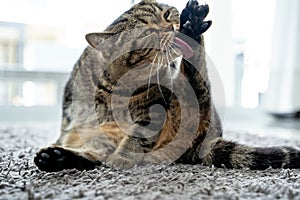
[174,37,194,59]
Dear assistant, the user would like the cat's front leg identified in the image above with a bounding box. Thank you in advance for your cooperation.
[106,86,169,169]
[106,134,144,169]
[106,125,160,169]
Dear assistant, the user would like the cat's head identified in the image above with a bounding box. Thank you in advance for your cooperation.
[86,0,192,81]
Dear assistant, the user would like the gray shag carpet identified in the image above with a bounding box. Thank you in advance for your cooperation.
[0,123,300,200]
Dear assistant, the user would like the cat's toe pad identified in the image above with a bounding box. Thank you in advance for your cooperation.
[34,147,66,171]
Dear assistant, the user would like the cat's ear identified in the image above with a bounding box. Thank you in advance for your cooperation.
[85,32,115,51]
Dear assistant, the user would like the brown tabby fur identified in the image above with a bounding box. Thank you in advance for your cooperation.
[34,0,300,172]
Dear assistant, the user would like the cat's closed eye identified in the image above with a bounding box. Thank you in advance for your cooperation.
[164,10,171,21]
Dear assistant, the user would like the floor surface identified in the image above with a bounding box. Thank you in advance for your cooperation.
[0,117,300,199]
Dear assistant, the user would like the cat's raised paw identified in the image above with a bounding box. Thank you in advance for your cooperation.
[180,0,212,42]
[34,146,97,172]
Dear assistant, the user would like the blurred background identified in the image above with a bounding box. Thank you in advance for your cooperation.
[0,0,299,139]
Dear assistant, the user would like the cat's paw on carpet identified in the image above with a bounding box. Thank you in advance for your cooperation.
[34,146,97,172]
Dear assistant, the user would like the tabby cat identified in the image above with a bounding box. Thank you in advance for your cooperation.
[34,0,300,172]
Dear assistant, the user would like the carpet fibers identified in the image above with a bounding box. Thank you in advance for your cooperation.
[0,124,300,200]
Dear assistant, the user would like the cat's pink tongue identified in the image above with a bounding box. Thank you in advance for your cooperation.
[174,37,194,59]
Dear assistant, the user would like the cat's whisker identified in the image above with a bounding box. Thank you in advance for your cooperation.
[156,55,167,104]
[169,43,182,58]
[165,47,174,94]
[159,34,164,49]
[162,36,169,52]
[182,58,192,69]
[147,52,158,98]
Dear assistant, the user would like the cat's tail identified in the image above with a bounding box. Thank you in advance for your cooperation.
[201,138,300,169]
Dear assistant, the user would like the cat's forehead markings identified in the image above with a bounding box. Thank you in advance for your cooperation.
[146,18,178,29]
[147,23,170,30]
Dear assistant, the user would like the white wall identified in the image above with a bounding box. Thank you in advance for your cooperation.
[261,0,300,113]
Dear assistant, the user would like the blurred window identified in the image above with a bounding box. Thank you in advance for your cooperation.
[0,0,277,121]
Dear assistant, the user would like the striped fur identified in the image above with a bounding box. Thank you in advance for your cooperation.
[34,0,300,172]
